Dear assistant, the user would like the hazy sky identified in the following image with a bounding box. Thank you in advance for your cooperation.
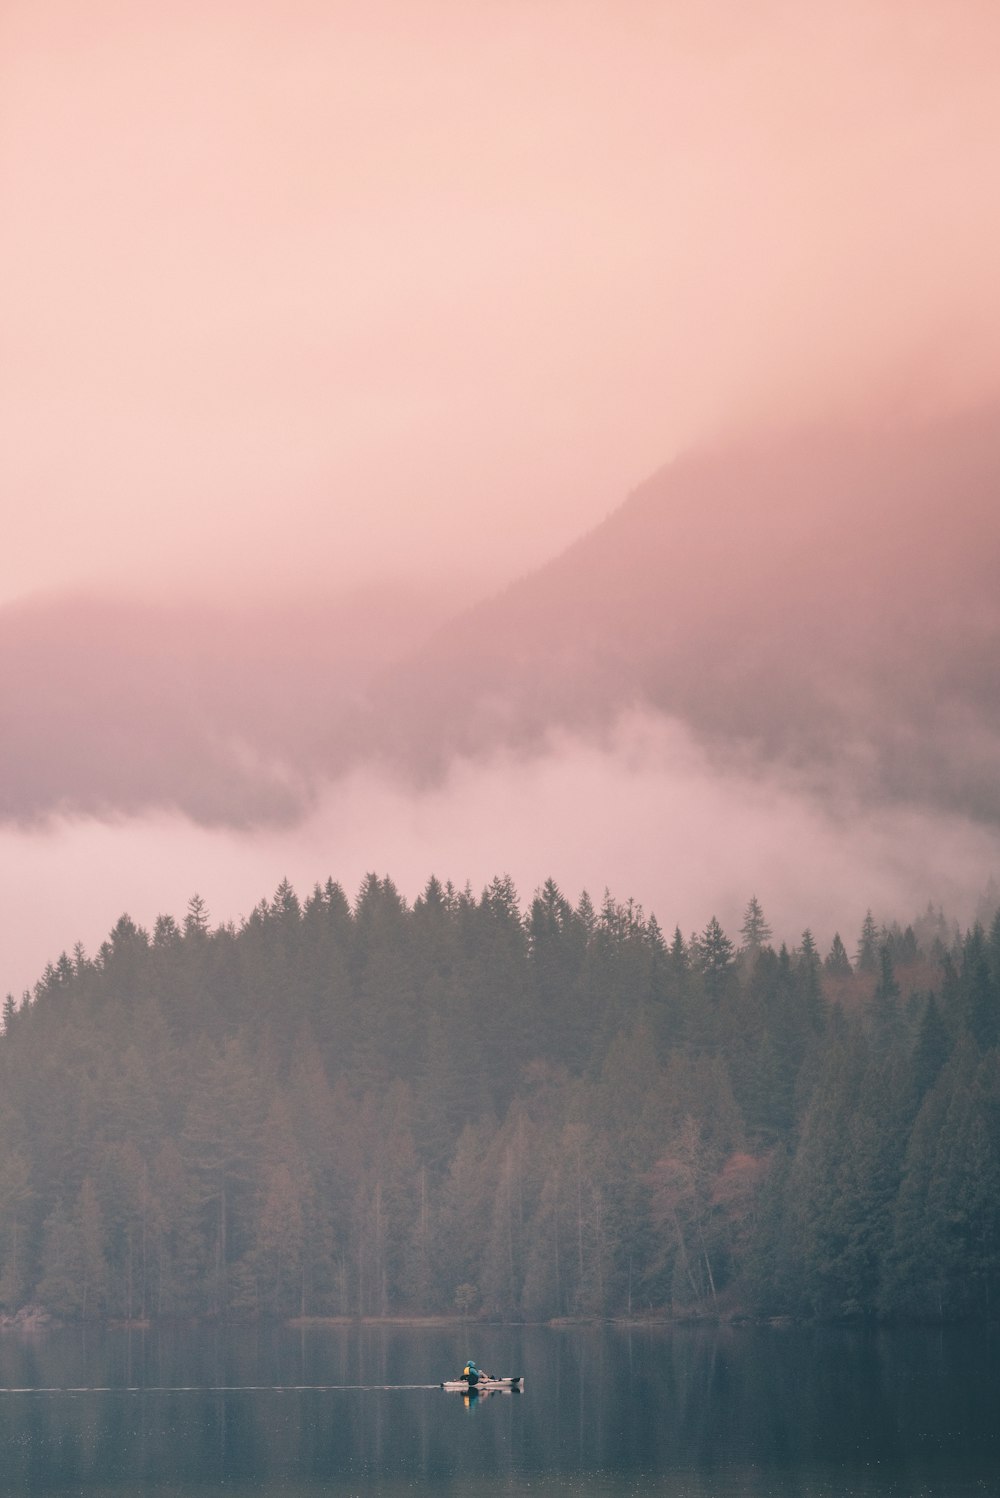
[3,1,1000,991]
[6,0,1000,603]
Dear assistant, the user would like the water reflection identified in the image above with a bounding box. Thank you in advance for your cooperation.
[0,1322,995,1495]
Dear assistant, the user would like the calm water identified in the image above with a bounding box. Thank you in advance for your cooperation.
[0,1321,995,1496]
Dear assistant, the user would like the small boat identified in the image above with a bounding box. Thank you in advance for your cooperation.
[440,1375,523,1393]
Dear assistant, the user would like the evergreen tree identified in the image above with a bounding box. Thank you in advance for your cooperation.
[882,1064,953,1318]
[740,895,772,956]
[872,946,901,1054]
[959,924,998,1049]
[797,929,825,1029]
[696,916,736,1002]
[0,867,995,1323]
[669,927,688,974]
[911,994,950,1103]
[857,911,880,974]
[182,1040,262,1315]
[0,1151,33,1308]
[825,932,852,976]
[184,893,210,937]
[37,1202,84,1317]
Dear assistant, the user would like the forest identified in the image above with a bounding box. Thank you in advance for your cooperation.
[1,874,998,1325]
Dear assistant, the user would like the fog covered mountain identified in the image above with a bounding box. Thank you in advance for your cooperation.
[376,409,1000,825]
[3,410,998,832]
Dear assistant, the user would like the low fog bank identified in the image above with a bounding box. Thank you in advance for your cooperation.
[3,713,995,1000]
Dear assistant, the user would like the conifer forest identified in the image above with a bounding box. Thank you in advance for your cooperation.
[1,876,998,1325]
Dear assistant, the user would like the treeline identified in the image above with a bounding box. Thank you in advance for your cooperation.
[1,875,998,1323]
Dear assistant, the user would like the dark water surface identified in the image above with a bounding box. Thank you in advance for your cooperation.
[0,1321,995,1496]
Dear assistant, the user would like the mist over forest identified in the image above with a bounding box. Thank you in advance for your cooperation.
[2,872,998,1327]
[5,0,1000,1399]
[4,408,998,1001]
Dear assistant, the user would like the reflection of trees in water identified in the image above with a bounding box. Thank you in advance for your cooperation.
[0,1324,995,1493]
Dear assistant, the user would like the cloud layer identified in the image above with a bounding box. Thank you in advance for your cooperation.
[3,712,995,999]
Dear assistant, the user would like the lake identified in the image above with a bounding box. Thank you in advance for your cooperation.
[0,1321,995,1495]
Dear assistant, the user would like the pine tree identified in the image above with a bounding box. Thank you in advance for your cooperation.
[669,927,688,973]
[255,1161,306,1316]
[0,1151,33,1309]
[825,933,852,976]
[184,893,210,937]
[960,924,998,1050]
[798,929,825,1028]
[182,1040,262,1315]
[697,916,736,1001]
[740,896,772,956]
[911,994,950,1103]
[872,946,901,1054]
[37,1202,84,1317]
[77,1176,108,1319]
[857,911,880,973]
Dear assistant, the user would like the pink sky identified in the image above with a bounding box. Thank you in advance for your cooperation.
[3,1,1000,992]
[5,0,1000,603]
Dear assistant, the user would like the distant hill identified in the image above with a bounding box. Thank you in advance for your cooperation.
[0,583,462,827]
[374,409,1000,824]
[4,411,998,830]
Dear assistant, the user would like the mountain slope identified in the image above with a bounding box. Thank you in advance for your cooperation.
[375,410,1000,824]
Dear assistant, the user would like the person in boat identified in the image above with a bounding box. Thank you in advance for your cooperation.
[462,1360,480,1386]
